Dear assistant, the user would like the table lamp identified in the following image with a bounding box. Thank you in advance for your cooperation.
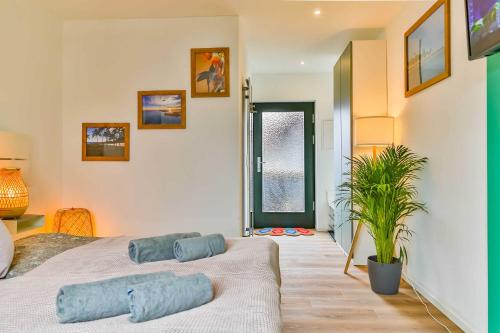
[0,168,29,219]
[354,116,394,159]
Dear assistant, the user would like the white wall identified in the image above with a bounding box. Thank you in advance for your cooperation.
[385,2,487,332]
[0,0,63,233]
[62,17,242,237]
[252,73,334,231]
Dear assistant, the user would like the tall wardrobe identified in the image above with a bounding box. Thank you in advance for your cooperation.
[333,43,353,253]
[332,40,388,259]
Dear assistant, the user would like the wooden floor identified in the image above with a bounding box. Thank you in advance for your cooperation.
[270,232,463,333]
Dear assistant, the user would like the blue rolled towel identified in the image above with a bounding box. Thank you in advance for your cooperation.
[128,273,213,323]
[173,234,226,262]
[129,232,201,263]
[56,271,175,323]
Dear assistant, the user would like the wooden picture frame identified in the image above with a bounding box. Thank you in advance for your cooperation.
[138,90,186,129]
[82,123,130,161]
[191,47,230,98]
[404,0,450,97]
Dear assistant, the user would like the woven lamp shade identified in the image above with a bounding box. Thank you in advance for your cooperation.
[0,168,29,219]
[53,208,94,237]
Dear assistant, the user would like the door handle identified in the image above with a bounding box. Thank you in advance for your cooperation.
[257,157,266,173]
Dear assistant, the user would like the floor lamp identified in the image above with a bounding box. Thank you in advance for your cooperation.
[344,116,394,274]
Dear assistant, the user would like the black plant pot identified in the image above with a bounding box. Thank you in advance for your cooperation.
[367,255,403,295]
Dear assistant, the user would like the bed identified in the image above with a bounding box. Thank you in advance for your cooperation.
[0,234,282,333]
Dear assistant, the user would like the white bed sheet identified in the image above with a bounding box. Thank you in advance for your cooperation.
[0,236,282,333]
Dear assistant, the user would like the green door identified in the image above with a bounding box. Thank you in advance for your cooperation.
[253,102,315,228]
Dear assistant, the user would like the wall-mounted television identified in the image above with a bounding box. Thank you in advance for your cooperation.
[465,0,500,60]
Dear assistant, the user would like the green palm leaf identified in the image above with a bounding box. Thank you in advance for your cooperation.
[335,145,428,264]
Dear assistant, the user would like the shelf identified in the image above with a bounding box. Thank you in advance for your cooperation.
[2,214,45,235]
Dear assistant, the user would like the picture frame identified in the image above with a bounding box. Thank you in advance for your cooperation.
[138,90,186,129]
[404,0,451,97]
[191,47,230,98]
[82,123,130,161]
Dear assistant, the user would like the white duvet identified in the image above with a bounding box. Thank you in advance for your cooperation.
[0,237,282,333]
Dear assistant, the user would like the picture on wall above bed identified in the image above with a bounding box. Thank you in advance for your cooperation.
[82,123,130,161]
[138,90,186,129]
[404,0,450,97]
[191,47,230,98]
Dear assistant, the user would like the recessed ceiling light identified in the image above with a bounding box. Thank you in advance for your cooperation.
[314,9,321,16]
[300,61,305,65]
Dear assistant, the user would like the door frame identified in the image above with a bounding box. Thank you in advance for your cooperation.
[251,101,316,229]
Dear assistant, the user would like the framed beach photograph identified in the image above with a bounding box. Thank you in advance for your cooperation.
[404,0,450,97]
[138,90,186,129]
[191,47,230,98]
[82,123,130,161]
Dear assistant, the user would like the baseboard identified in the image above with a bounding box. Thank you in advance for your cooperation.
[402,273,476,333]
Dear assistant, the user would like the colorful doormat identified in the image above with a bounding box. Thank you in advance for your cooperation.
[255,228,315,236]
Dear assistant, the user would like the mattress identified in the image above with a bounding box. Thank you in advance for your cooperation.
[0,236,282,333]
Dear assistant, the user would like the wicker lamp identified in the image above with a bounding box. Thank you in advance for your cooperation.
[0,168,29,219]
[53,208,94,237]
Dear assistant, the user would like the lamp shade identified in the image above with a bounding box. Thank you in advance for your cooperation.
[53,208,94,237]
[355,116,394,147]
[0,168,29,218]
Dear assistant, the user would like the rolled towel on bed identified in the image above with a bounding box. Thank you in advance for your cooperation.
[173,234,226,262]
[128,273,213,323]
[129,232,201,263]
[56,271,175,323]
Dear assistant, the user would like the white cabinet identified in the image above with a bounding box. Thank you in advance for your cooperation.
[333,40,387,260]
[2,215,45,240]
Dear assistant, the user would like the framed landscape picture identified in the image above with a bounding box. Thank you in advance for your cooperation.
[404,0,450,97]
[82,123,130,161]
[138,90,186,129]
[191,47,230,98]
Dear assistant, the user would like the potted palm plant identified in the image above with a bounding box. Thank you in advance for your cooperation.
[336,145,428,295]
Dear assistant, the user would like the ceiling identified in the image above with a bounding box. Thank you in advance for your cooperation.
[40,0,427,73]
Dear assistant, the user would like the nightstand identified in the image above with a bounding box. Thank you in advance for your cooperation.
[1,214,45,237]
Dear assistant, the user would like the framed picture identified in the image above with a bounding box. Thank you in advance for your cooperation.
[191,47,230,98]
[404,0,450,97]
[138,90,186,129]
[82,123,130,161]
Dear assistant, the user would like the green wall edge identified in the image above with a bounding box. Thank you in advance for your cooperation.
[488,52,500,333]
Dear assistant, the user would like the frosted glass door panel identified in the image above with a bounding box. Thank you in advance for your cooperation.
[262,112,305,212]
